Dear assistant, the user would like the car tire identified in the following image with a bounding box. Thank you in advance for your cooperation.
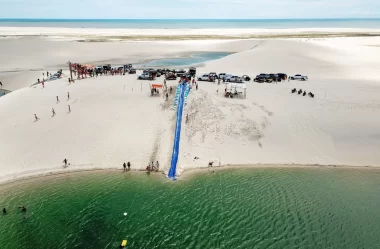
[301,78,305,81]
[290,77,294,80]
[227,79,230,82]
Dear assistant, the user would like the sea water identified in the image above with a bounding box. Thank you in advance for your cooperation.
[0,168,379,249]
[1,19,380,29]
[137,52,233,67]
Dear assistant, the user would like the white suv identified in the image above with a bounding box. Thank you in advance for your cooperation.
[290,74,308,81]
[138,73,151,80]
[197,74,210,81]
[225,75,243,83]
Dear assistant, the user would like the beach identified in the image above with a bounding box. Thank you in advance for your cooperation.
[1,26,380,183]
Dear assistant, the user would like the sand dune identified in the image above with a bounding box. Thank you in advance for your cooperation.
[1,37,380,183]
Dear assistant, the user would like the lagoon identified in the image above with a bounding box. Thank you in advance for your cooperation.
[0,168,379,249]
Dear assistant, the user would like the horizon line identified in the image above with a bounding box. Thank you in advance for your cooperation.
[0,18,380,21]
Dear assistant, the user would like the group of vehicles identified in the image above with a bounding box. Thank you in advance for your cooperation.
[138,67,196,81]
[197,73,251,83]
[94,64,136,74]
[253,73,288,83]
[254,73,308,83]
[136,67,308,83]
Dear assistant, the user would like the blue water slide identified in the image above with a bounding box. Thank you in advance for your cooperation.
[168,83,186,179]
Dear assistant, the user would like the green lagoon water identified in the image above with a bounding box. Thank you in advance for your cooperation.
[0,168,379,249]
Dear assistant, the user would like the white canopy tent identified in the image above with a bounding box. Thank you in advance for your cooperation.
[226,83,247,98]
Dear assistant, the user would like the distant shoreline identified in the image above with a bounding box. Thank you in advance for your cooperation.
[1,26,380,41]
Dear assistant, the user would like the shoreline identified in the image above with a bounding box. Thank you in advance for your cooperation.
[1,163,379,187]
[1,27,380,41]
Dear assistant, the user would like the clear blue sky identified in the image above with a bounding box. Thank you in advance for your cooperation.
[0,0,379,19]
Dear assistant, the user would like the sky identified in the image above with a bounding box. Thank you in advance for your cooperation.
[0,0,379,19]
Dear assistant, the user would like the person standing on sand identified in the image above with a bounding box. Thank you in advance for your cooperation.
[63,158,68,167]
[34,114,39,121]
[56,96,60,103]
[67,92,70,100]
[41,81,45,88]
[68,105,71,113]
[166,93,169,101]
[196,83,198,90]
[0,81,2,88]
[123,162,126,172]
[127,162,131,171]
[52,108,56,116]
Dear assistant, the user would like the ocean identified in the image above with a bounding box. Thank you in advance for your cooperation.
[0,18,380,29]
[0,168,379,249]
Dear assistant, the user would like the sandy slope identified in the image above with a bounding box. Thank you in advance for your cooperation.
[1,37,380,183]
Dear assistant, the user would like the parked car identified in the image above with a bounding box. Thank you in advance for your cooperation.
[241,75,251,81]
[188,67,196,77]
[268,74,280,82]
[165,73,177,80]
[138,73,152,80]
[124,64,132,71]
[290,74,308,81]
[277,73,287,81]
[129,68,136,74]
[197,74,210,81]
[209,72,218,79]
[254,74,267,83]
[256,73,267,78]
[175,69,186,77]
[264,75,273,83]
[218,73,228,80]
[225,75,243,83]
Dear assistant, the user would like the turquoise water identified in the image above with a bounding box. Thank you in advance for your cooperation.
[1,19,380,29]
[0,168,380,249]
[0,89,10,97]
[138,52,232,67]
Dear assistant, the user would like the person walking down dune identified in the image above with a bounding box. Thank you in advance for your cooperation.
[52,108,56,117]
[34,114,39,121]
[68,105,71,113]
[67,92,70,100]
[56,96,60,103]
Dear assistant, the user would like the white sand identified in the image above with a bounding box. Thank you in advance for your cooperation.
[1,34,380,183]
